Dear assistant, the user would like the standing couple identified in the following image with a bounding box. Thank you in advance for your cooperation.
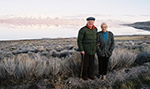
[77,17,114,80]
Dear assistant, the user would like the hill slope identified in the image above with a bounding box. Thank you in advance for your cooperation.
[123,21,150,31]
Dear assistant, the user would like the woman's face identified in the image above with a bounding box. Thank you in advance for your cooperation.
[101,24,107,32]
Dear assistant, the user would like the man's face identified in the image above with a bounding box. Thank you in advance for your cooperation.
[87,20,94,27]
[101,24,107,32]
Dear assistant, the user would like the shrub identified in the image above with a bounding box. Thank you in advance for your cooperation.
[134,47,150,65]
[108,48,137,70]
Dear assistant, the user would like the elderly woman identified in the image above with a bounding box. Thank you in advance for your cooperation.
[96,23,114,80]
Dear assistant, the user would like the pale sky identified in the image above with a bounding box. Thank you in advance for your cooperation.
[0,0,150,22]
[0,0,150,15]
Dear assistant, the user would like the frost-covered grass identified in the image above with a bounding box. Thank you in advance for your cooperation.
[111,74,150,89]
[108,48,137,70]
[0,38,150,88]
[135,48,150,65]
[1,48,150,86]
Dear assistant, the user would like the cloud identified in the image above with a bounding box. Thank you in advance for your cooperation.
[123,14,137,17]
[141,15,150,17]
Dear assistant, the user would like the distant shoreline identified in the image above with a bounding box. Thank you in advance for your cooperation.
[0,35,150,42]
[121,21,150,31]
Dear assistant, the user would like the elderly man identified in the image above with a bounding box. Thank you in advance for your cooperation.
[77,17,97,80]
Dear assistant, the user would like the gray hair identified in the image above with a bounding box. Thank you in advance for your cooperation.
[101,22,107,27]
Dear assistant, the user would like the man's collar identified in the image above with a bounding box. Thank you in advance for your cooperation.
[86,24,95,29]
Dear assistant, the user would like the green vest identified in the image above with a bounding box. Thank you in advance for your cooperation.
[77,25,97,55]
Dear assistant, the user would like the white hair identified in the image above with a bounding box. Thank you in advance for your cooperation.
[101,22,107,27]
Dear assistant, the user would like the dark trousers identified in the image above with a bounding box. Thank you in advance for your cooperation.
[81,54,95,77]
[98,56,109,75]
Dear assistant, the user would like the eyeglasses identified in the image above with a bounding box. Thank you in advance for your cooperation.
[101,26,107,28]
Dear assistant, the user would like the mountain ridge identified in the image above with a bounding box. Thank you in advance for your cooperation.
[123,21,150,31]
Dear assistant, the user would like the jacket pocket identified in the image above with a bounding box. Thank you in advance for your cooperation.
[106,50,112,57]
[97,47,105,57]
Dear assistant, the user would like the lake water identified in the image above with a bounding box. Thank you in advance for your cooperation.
[0,24,150,41]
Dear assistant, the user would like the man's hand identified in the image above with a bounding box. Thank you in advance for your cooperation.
[81,51,85,54]
[98,42,100,45]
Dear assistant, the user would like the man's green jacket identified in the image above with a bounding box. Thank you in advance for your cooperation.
[77,25,97,55]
